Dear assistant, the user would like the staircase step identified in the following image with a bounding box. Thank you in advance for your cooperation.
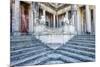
[10,34,95,66]
[58,47,95,58]
[44,60,64,65]
[67,41,95,46]
[11,46,46,56]
[56,50,95,62]
[11,48,50,61]
[70,39,95,44]
[11,43,43,51]
[14,52,81,66]
[62,44,95,52]
[32,53,80,65]
[70,41,95,44]
[10,41,32,47]
[74,35,95,37]
[11,50,51,66]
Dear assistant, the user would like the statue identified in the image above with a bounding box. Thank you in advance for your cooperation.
[40,15,45,25]
[20,6,29,33]
[34,15,46,35]
[63,14,70,25]
[63,14,76,34]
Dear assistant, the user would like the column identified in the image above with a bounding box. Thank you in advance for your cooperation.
[32,2,36,34]
[71,5,75,25]
[85,5,91,33]
[29,4,34,34]
[66,11,68,18]
[53,14,55,28]
[11,1,14,35]
[56,15,58,28]
[93,7,96,33]
[34,3,39,26]
[77,8,81,34]
[65,11,69,33]
[71,5,77,34]
[42,9,47,30]
[43,9,46,23]
[71,5,77,25]
[65,11,69,24]
[43,9,45,16]
[12,0,20,36]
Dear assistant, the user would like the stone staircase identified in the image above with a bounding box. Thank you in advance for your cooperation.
[10,34,95,66]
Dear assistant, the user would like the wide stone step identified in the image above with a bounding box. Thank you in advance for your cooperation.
[11,36,32,41]
[11,36,41,44]
[14,52,81,66]
[73,35,95,38]
[62,44,95,52]
[11,50,52,66]
[10,39,42,47]
[56,50,95,62]
[67,41,95,46]
[72,38,95,41]
[74,35,95,37]
[73,35,95,37]
[58,47,95,58]
[10,40,31,43]
[70,39,95,43]
[11,48,50,61]
[11,43,32,51]
[11,39,40,43]
[24,60,65,65]
[69,41,95,44]
[11,45,46,56]
[32,53,81,65]
[10,34,95,66]
[11,43,43,51]
[66,42,95,48]
[10,41,32,47]
[69,40,95,44]
[44,60,64,65]
[11,39,32,42]
[74,36,95,38]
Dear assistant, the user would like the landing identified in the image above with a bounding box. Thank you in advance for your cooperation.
[35,35,74,49]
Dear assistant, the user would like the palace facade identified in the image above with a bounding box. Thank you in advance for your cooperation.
[10,0,95,36]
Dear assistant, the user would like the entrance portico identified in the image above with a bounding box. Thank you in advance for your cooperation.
[10,1,96,45]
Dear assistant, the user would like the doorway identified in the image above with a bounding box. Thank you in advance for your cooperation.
[20,1,30,33]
